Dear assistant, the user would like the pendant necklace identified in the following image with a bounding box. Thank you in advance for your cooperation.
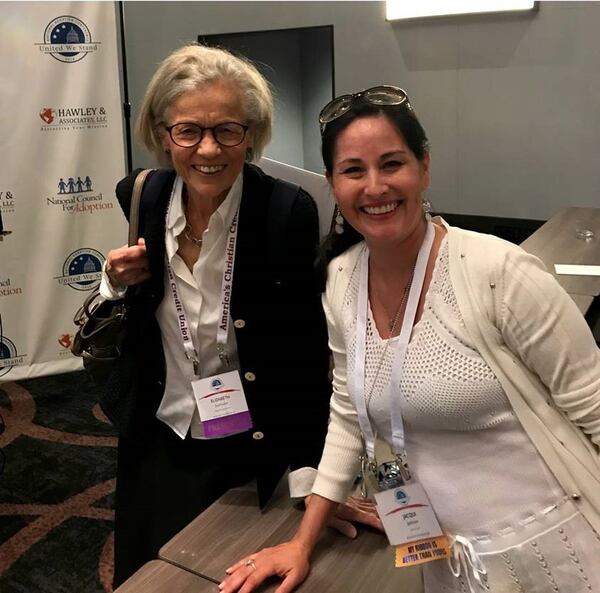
[184,223,203,247]
[183,187,203,247]
[365,264,415,413]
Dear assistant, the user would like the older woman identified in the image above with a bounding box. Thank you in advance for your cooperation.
[98,44,334,586]
[220,87,600,593]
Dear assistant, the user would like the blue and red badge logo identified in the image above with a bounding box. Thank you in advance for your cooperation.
[55,248,104,291]
[0,315,25,378]
[395,489,409,504]
[211,378,224,390]
[0,334,18,378]
[36,16,100,63]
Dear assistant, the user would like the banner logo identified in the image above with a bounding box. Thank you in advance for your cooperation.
[58,335,76,358]
[36,16,100,63]
[55,248,104,291]
[39,105,109,132]
[47,176,112,215]
[57,333,76,358]
[58,334,73,349]
[40,107,56,124]
[0,332,25,378]
[58,175,93,194]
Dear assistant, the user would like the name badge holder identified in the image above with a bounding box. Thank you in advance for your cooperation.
[165,181,252,438]
[349,222,450,567]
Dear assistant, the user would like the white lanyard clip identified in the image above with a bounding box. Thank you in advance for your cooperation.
[217,343,230,368]
[185,350,200,376]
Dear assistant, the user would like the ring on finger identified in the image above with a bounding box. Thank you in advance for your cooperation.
[245,559,257,571]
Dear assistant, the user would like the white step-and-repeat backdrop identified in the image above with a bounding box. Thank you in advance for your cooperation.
[0,2,127,381]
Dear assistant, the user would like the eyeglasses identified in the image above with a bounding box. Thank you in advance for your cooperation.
[165,121,249,148]
[318,85,411,133]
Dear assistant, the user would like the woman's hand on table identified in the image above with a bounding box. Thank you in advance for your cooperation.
[220,494,349,593]
[105,238,151,287]
[219,540,310,593]
[309,494,384,538]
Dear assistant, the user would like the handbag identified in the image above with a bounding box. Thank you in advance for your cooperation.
[71,168,153,380]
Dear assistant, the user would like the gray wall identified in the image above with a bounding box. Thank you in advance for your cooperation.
[201,29,306,168]
[124,1,600,220]
[198,27,332,173]
[300,28,333,174]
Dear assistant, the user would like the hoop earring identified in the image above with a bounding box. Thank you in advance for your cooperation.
[334,206,344,234]
[422,197,432,222]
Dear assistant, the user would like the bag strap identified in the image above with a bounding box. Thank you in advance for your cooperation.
[127,168,154,246]
[73,168,156,331]
[267,178,300,278]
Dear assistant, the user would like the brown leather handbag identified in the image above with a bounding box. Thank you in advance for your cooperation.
[71,169,152,380]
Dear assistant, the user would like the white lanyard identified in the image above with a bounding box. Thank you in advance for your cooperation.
[350,222,435,462]
[166,263,200,374]
[215,209,239,367]
[165,180,240,376]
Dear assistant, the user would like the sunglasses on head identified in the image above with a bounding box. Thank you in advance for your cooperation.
[318,85,411,133]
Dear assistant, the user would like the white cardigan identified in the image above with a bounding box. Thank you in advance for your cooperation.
[312,219,600,533]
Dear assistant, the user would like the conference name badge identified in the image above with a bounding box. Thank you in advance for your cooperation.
[192,370,252,438]
[374,483,450,568]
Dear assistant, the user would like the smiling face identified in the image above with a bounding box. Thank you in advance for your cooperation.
[329,114,430,250]
[162,80,253,204]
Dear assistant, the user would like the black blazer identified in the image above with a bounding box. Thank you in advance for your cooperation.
[101,163,331,506]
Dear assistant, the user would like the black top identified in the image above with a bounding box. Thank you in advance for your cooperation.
[99,163,331,506]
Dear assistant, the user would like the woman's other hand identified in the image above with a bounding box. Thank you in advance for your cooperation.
[220,494,337,593]
[105,238,150,287]
[219,540,310,593]
[307,494,384,539]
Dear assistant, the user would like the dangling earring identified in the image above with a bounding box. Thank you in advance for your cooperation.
[334,206,345,234]
[422,196,432,222]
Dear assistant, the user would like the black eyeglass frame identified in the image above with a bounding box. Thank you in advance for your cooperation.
[164,121,250,148]
[318,85,411,133]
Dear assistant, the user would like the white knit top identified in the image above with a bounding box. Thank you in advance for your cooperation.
[313,223,600,591]
[346,238,566,534]
[313,222,600,537]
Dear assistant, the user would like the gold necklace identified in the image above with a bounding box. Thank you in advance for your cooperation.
[386,275,413,334]
[182,188,203,247]
[366,269,414,405]
[370,264,416,334]
[183,223,203,247]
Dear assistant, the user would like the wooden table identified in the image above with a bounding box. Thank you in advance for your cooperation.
[114,560,219,593]
[159,486,422,593]
[520,207,600,313]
